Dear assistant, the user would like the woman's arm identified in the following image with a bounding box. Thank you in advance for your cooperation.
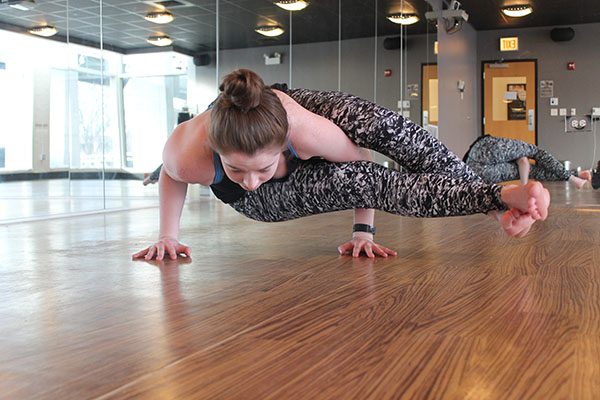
[133,115,213,261]
[158,165,188,242]
[283,95,396,258]
[131,164,192,261]
[131,165,192,261]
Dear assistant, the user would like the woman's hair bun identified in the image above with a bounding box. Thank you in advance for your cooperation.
[219,69,265,112]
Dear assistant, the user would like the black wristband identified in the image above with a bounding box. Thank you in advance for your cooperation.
[353,224,376,235]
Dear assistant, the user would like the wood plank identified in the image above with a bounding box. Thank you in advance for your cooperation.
[0,181,599,399]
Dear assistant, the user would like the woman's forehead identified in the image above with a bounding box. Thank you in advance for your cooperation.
[222,148,280,168]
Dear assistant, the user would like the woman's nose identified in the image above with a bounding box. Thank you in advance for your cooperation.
[244,174,260,190]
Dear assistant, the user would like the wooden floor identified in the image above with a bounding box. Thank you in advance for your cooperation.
[1,181,600,399]
[0,179,207,222]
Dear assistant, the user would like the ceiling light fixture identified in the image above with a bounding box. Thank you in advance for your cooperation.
[28,25,58,37]
[8,0,36,11]
[387,13,420,25]
[274,0,308,11]
[144,11,174,24]
[255,25,285,37]
[502,5,533,17]
[147,35,173,46]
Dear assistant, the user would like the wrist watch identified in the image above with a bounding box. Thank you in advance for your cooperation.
[352,223,376,235]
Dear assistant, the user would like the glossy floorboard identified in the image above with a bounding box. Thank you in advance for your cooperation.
[1,181,599,399]
[0,179,208,222]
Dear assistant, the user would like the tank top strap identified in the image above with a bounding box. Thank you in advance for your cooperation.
[287,139,299,159]
[212,151,224,184]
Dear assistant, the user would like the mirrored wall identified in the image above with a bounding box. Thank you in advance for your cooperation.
[0,0,436,223]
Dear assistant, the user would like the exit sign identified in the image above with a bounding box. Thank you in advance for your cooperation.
[500,37,519,51]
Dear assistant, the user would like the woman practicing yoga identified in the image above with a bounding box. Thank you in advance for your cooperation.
[133,69,550,261]
[464,134,590,188]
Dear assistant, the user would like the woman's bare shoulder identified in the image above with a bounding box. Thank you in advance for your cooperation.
[275,90,362,162]
[273,90,313,158]
[163,111,215,185]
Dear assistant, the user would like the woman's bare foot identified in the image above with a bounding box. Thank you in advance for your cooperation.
[143,174,159,186]
[500,208,535,238]
[568,175,588,189]
[500,182,550,221]
[579,170,592,180]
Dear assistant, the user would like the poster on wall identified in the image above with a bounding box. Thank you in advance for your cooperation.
[540,80,554,98]
[507,84,526,120]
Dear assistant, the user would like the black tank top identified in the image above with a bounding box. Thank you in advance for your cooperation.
[209,143,300,204]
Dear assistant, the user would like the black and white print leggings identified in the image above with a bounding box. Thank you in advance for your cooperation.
[231,88,507,222]
[464,135,571,184]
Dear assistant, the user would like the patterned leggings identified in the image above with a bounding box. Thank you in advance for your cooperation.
[464,135,571,184]
[230,89,507,222]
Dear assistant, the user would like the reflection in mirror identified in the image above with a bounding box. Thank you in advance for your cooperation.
[217,0,292,90]
[0,0,217,222]
[335,0,437,167]
[66,1,108,213]
[94,1,213,211]
[288,0,339,91]
[0,0,71,221]
[376,0,437,127]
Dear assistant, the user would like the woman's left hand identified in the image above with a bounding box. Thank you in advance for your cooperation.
[337,234,397,258]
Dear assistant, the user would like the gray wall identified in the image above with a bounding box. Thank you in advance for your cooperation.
[478,23,600,169]
[437,20,479,157]
[201,21,600,169]
[212,33,437,117]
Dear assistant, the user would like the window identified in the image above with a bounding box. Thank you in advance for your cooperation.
[122,53,189,172]
[0,46,33,171]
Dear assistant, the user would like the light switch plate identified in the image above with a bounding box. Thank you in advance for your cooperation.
[551,108,558,116]
[559,108,567,116]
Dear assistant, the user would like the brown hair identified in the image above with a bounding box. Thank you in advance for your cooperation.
[209,69,288,155]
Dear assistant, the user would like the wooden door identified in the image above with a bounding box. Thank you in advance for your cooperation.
[421,64,438,128]
[483,60,537,144]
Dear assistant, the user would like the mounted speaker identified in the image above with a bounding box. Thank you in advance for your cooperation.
[383,36,412,50]
[550,27,575,42]
[193,54,211,66]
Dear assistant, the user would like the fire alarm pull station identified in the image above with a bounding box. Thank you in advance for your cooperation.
[567,62,576,70]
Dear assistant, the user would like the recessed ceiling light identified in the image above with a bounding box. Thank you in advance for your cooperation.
[502,5,533,17]
[255,25,285,37]
[144,11,174,24]
[387,13,420,25]
[274,1,308,11]
[147,35,173,46]
[28,25,57,37]
[9,0,36,11]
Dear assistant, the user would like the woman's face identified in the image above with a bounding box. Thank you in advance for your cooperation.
[220,145,282,191]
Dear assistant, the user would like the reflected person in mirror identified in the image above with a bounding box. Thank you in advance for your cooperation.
[133,69,550,261]
[464,134,591,188]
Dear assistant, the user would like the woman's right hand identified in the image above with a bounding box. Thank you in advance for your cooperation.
[132,237,191,261]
